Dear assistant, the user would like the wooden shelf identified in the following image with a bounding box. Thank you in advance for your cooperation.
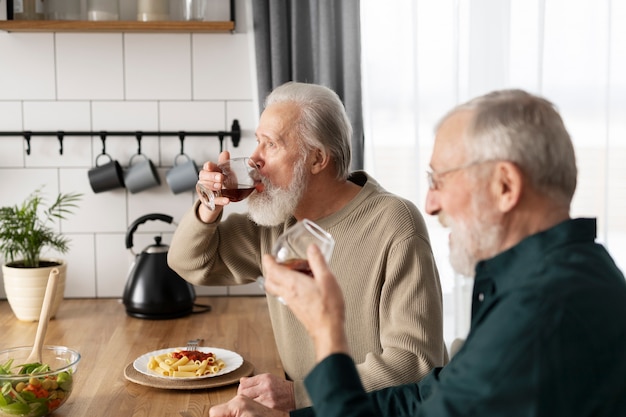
[0,20,235,33]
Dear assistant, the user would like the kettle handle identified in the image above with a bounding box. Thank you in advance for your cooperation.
[125,213,174,250]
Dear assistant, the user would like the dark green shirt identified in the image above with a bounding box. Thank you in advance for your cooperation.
[294,218,626,417]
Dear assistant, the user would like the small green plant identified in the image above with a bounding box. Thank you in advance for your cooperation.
[0,188,81,268]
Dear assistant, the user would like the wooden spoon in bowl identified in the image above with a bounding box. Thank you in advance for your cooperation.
[25,268,59,364]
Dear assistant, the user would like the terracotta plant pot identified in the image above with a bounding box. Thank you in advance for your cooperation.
[1,258,67,321]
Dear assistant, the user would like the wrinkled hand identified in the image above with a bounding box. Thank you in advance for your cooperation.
[209,395,289,417]
[263,245,349,361]
[237,374,295,411]
[197,150,231,222]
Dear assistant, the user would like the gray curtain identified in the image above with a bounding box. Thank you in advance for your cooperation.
[252,0,364,170]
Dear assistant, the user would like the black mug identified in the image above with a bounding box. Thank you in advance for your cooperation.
[88,153,125,193]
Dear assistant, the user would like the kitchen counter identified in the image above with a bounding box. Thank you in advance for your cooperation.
[0,297,284,417]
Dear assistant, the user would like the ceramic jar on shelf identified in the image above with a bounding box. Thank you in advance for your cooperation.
[13,0,45,20]
[45,0,81,20]
[87,0,120,21]
[137,0,169,21]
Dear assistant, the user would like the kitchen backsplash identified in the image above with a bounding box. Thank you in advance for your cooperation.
[0,0,264,298]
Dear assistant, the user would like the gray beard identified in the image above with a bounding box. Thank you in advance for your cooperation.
[247,161,307,226]
[447,190,504,277]
[449,216,503,277]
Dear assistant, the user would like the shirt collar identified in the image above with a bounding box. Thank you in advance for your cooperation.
[470,218,597,318]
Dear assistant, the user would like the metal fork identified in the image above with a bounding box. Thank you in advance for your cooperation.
[186,338,203,351]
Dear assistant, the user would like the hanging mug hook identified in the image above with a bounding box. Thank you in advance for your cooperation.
[178,131,186,155]
[218,133,224,153]
[99,131,108,155]
[57,131,64,155]
[135,132,143,155]
[173,131,192,169]
[23,131,32,155]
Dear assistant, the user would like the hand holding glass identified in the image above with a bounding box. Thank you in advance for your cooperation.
[259,219,335,303]
[196,157,261,210]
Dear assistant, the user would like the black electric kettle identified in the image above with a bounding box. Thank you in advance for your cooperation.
[122,213,197,319]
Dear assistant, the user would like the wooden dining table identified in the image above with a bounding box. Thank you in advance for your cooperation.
[0,296,285,417]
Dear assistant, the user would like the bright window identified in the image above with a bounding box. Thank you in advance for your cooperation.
[361,0,626,344]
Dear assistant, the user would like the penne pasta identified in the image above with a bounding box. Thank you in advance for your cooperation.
[178,363,200,372]
[153,366,169,376]
[196,359,208,375]
[171,356,190,368]
[147,349,225,378]
[172,370,197,377]
[159,362,173,372]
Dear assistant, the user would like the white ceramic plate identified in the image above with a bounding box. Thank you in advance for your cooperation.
[133,347,244,380]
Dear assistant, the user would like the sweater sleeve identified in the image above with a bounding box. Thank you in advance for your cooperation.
[167,200,263,286]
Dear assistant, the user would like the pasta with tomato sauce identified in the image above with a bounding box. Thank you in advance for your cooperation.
[147,349,226,377]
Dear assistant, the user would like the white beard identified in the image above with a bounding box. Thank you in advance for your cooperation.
[445,193,504,277]
[247,159,307,226]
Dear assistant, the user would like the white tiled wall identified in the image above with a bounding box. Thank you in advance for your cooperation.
[0,0,264,298]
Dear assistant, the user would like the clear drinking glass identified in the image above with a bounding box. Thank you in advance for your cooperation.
[258,219,335,303]
[176,0,206,21]
[196,157,261,211]
[273,219,335,273]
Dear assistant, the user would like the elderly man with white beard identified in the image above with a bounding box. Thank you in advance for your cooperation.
[167,82,448,411]
[207,89,626,417]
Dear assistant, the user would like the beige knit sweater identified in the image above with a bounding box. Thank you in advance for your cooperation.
[168,171,448,408]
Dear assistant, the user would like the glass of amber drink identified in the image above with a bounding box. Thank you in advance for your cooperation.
[272,219,335,274]
[258,219,334,303]
[196,157,261,210]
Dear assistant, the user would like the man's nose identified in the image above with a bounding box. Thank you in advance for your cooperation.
[424,189,440,216]
[250,149,263,169]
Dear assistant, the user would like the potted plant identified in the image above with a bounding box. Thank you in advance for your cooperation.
[0,188,81,321]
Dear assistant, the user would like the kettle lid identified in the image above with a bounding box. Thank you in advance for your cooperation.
[145,235,169,254]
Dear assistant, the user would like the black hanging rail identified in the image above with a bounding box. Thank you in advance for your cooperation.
[0,119,241,155]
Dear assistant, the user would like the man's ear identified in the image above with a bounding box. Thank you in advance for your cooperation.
[493,161,523,213]
[310,148,330,174]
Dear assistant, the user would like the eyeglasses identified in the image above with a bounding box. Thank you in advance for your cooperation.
[426,160,495,190]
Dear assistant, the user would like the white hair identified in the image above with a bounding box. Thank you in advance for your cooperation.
[437,89,577,205]
[264,82,353,180]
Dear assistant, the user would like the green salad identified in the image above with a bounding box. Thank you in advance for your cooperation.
[0,359,73,417]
